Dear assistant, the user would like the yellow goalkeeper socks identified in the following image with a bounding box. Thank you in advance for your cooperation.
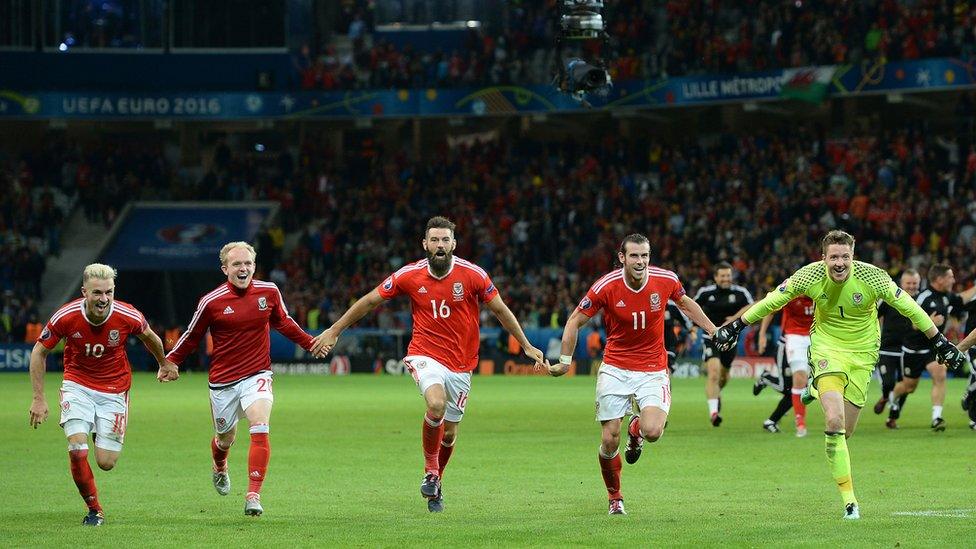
[825,430,856,506]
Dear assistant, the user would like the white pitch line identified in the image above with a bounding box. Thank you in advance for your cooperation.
[891,509,975,518]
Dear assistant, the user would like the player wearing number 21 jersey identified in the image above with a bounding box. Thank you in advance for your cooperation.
[310,216,546,513]
[164,241,319,517]
[555,234,717,516]
[28,263,169,527]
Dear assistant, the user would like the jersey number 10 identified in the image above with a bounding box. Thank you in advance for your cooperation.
[84,343,105,358]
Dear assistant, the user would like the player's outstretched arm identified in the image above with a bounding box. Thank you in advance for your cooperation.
[957,327,976,354]
[485,295,548,371]
[310,288,386,356]
[138,328,177,382]
[676,295,717,336]
[555,309,591,377]
[28,342,52,428]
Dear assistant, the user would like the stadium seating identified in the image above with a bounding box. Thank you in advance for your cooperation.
[299,0,976,90]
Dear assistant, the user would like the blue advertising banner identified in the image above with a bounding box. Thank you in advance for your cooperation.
[831,57,976,95]
[0,344,33,372]
[101,202,275,271]
[1,58,972,119]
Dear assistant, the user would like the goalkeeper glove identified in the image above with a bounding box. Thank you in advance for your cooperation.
[714,318,747,352]
[930,332,966,370]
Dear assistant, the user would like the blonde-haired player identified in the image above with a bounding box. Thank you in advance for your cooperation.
[29,263,172,526]
[164,242,325,516]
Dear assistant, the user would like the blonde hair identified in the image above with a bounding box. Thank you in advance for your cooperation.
[82,263,117,284]
[219,241,257,265]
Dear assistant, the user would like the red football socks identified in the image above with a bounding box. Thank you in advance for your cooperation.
[791,390,807,427]
[422,413,445,476]
[247,425,270,494]
[212,437,230,471]
[598,451,623,500]
[438,441,455,478]
[68,445,101,512]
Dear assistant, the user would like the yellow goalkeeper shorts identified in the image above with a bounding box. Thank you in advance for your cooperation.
[807,347,877,408]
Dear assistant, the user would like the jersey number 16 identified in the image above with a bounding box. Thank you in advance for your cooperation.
[431,299,452,319]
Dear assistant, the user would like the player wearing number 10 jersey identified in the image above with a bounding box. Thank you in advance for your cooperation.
[555,234,717,515]
[28,263,169,527]
[311,216,546,513]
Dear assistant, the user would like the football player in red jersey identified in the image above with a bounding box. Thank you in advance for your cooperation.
[755,295,815,436]
[28,263,170,527]
[164,242,325,517]
[554,234,717,515]
[310,216,547,513]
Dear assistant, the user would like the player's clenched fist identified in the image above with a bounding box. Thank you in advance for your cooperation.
[29,398,48,428]
[549,355,571,377]
[931,333,966,369]
[157,359,180,382]
[714,318,747,352]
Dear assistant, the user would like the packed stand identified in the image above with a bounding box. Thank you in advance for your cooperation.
[257,126,976,344]
[297,0,976,91]
[0,150,72,343]
[13,125,976,355]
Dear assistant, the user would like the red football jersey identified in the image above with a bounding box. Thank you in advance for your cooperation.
[378,257,497,372]
[578,267,686,372]
[781,296,814,335]
[39,299,149,393]
[166,280,314,386]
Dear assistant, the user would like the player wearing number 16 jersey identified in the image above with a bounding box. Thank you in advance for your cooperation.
[310,216,546,513]
[556,234,717,515]
[28,264,170,527]
[164,242,319,517]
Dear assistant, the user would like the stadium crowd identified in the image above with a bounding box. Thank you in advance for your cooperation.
[4,121,976,346]
[298,0,976,90]
[273,126,976,338]
[0,153,69,343]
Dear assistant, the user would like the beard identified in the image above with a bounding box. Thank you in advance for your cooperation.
[427,250,452,276]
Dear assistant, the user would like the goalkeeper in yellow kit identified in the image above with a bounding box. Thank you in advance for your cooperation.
[714,230,967,519]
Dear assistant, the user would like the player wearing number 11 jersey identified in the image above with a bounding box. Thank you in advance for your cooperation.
[310,216,546,513]
[555,234,717,515]
[28,263,170,527]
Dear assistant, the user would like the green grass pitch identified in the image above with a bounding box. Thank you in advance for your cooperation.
[2,372,974,547]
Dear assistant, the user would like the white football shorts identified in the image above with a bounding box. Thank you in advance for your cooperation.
[60,380,129,452]
[403,355,471,423]
[210,371,274,434]
[595,363,671,421]
[783,334,811,374]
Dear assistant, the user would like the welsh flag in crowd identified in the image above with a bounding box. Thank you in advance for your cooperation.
[781,66,836,103]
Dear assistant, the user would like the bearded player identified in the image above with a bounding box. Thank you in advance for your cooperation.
[311,216,546,513]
